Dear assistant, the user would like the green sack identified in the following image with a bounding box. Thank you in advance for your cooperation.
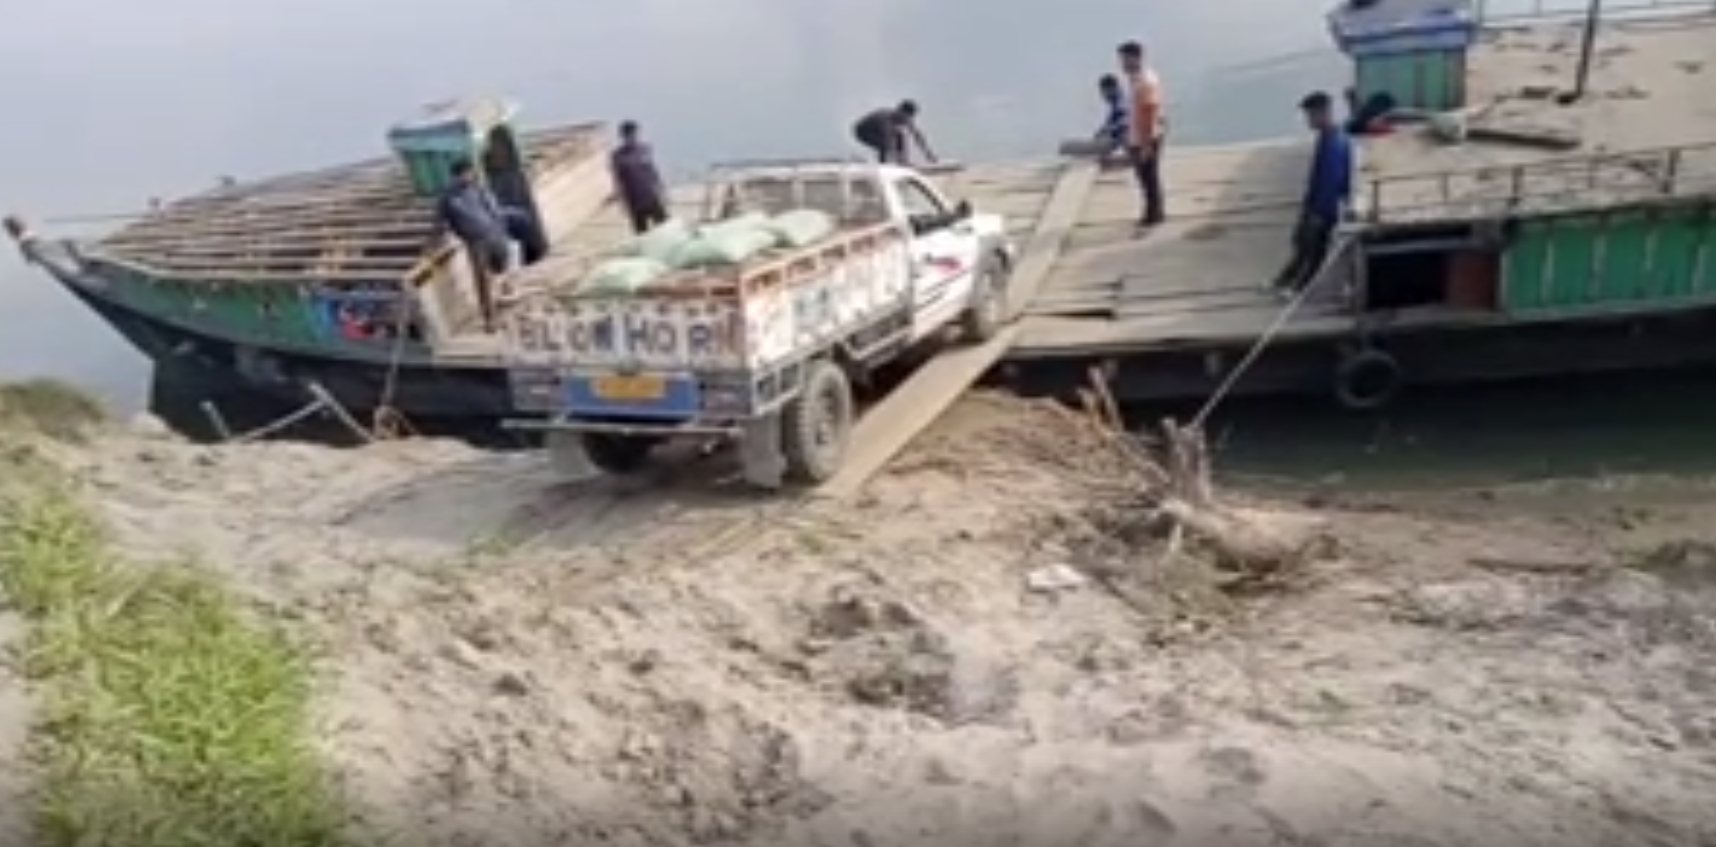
[767,209,838,248]
[702,211,769,240]
[668,225,778,270]
[579,257,670,294]
[625,217,694,264]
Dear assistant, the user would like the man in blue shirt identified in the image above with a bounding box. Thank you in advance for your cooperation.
[1273,91,1353,295]
[1093,75,1128,153]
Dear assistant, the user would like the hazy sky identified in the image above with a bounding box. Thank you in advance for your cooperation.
[0,0,1362,406]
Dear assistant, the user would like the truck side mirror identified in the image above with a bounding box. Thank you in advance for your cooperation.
[953,199,973,219]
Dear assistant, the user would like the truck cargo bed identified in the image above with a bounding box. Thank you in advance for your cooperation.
[506,220,903,303]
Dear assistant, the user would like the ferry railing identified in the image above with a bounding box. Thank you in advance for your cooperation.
[1362,139,1716,224]
[1476,0,1716,26]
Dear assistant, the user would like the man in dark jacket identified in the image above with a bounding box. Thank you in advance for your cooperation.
[852,100,937,165]
[610,120,669,234]
[437,159,519,276]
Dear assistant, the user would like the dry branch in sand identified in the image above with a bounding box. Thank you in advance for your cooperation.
[1052,370,1329,601]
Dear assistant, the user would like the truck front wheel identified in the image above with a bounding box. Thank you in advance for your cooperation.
[580,432,655,475]
[959,260,1009,344]
[782,360,854,484]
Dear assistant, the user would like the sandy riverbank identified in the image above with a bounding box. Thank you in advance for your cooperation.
[0,606,29,847]
[6,391,1716,846]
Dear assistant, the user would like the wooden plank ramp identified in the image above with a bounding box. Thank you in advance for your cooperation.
[819,160,1099,499]
[1007,141,1351,356]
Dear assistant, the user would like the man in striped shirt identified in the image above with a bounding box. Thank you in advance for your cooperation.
[1118,41,1167,229]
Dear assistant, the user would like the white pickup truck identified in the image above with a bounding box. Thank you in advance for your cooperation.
[499,159,1016,487]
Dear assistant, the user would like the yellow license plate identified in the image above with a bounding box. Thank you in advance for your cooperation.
[590,375,667,402]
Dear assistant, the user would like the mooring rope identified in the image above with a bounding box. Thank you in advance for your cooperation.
[369,306,419,441]
[1187,240,1347,431]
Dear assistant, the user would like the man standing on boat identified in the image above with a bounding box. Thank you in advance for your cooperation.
[438,159,525,275]
[1272,90,1354,296]
[852,101,938,166]
[1118,41,1167,230]
[611,120,670,235]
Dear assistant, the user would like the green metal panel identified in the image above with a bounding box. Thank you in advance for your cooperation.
[1695,208,1716,296]
[398,149,465,197]
[1354,50,1467,112]
[1502,219,1551,311]
[1658,214,1699,300]
[1597,211,1651,303]
[1546,217,1597,307]
[1416,53,1447,112]
[1502,206,1716,315]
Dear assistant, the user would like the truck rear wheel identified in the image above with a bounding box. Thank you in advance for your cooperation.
[782,360,854,484]
[580,432,655,475]
[959,261,1008,344]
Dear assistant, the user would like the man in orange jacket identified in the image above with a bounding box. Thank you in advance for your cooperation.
[1118,41,1167,230]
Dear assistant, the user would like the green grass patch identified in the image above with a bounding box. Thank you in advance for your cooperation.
[0,480,349,847]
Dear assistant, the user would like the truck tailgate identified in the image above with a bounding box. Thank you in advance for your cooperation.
[502,226,910,419]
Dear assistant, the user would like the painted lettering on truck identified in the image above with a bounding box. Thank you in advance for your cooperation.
[747,238,913,367]
[505,300,747,371]
[502,234,913,373]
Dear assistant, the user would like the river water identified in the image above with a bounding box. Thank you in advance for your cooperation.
[2,0,1702,487]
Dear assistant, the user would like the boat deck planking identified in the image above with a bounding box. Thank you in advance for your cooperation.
[1361,13,1716,222]
[1007,142,1342,356]
[1012,13,1716,357]
[91,123,607,281]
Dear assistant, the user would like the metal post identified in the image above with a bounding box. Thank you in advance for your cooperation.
[1559,0,1604,103]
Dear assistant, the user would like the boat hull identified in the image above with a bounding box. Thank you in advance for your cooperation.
[1001,305,1716,408]
[59,276,523,438]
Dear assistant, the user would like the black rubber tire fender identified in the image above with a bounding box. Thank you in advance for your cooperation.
[1333,347,1404,412]
[781,359,856,484]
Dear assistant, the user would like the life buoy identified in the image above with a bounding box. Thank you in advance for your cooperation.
[1333,347,1403,411]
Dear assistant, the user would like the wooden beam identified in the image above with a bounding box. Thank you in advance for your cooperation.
[102,214,439,249]
[96,254,426,275]
[149,124,599,215]
[93,266,420,284]
[102,232,436,257]
[819,160,1099,498]
[98,126,603,244]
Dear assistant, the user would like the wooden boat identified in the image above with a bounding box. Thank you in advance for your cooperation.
[993,2,1716,411]
[6,97,614,436]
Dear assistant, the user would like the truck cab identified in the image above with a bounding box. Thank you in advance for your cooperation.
[501,158,1016,488]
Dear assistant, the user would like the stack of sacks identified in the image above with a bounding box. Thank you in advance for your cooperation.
[667,212,776,269]
[575,257,670,295]
[625,218,695,264]
[575,208,846,293]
